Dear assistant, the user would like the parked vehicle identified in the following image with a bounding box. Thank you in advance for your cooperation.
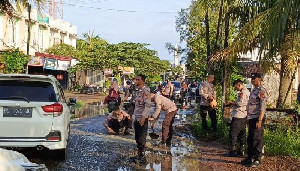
[195,82,202,102]
[0,74,73,160]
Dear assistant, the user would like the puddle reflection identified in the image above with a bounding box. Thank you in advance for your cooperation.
[72,101,105,120]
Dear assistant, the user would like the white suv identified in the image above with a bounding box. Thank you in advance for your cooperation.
[0,74,71,159]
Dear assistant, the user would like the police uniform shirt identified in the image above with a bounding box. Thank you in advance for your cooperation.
[133,86,151,122]
[164,83,174,96]
[200,81,216,106]
[247,86,268,119]
[232,87,250,118]
[152,94,177,119]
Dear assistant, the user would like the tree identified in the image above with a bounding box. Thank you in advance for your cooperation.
[0,49,29,73]
[45,44,76,57]
[228,0,300,107]
[0,0,44,15]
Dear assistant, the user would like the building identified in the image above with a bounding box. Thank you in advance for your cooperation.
[0,6,77,55]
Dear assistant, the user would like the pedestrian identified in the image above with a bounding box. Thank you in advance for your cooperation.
[226,79,249,157]
[149,93,178,147]
[180,81,188,108]
[164,80,174,99]
[104,80,121,112]
[200,74,217,132]
[131,74,151,162]
[103,106,131,135]
[241,73,267,167]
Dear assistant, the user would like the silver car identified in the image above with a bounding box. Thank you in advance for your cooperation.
[0,74,71,160]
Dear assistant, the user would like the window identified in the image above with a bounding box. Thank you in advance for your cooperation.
[8,19,17,46]
[0,80,58,102]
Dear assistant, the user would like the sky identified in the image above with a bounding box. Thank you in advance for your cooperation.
[60,0,191,63]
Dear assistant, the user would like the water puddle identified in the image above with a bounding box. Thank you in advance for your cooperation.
[176,109,198,124]
[71,101,105,120]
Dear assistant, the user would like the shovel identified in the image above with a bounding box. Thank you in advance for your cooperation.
[149,122,159,139]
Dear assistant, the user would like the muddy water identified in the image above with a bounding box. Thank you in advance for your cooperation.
[73,101,105,120]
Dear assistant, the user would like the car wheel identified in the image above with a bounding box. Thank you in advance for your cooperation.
[55,148,66,161]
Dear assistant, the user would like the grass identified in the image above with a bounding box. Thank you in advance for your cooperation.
[192,112,300,159]
[75,100,86,109]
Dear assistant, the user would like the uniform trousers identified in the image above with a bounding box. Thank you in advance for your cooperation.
[229,117,247,149]
[200,105,217,131]
[162,110,177,143]
[134,119,148,153]
[247,118,265,159]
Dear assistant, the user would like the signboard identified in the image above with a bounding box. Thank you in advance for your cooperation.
[44,58,58,70]
[104,68,113,76]
[37,14,49,24]
[28,56,45,67]
[123,67,134,74]
[57,60,70,71]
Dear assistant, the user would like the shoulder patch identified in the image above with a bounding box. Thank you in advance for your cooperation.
[144,92,149,99]
[240,92,243,98]
[259,91,265,99]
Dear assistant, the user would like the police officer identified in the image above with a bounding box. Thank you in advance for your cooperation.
[149,93,178,146]
[131,74,151,162]
[200,74,217,131]
[226,79,249,157]
[164,80,174,99]
[242,73,267,167]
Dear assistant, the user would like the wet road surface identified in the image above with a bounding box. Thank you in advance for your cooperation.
[21,103,212,170]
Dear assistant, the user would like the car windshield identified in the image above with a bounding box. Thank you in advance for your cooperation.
[0,80,57,102]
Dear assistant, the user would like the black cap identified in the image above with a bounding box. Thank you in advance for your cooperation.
[251,73,262,79]
[233,79,243,86]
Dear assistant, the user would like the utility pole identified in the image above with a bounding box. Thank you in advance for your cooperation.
[26,3,31,56]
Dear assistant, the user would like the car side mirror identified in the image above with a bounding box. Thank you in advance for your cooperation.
[68,98,76,106]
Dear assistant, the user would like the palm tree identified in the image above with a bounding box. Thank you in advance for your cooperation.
[0,0,44,15]
[228,0,300,107]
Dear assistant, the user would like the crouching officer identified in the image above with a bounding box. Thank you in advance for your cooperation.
[149,93,178,147]
[226,79,249,157]
[242,73,267,167]
[103,106,131,135]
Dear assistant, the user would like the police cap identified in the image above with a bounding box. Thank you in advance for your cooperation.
[251,73,262,79]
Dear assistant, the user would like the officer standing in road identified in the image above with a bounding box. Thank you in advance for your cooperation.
[164,80,174,99]
[149,93,178,147]
[200,74,217,131]
[131,74,151,162]
[242,73,267,167]
[226,79,250,157]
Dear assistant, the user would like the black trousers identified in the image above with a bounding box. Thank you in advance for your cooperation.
[229,117,247,150]
[200,105,217,131]
[108,118,130,133]
[134,119,148,152]
[247,118,265,159]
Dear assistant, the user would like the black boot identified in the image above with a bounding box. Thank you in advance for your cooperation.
[227,146,237,157]
[137,150,146,163]
[247,157,261,167]
[241,156,253,165]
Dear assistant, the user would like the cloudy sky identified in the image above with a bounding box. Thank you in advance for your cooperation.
[61,0,191,63]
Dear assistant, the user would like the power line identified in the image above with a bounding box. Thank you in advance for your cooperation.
[45,0,178,14]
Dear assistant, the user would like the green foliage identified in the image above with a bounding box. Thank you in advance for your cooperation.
[265,126,300,158]
[75,100,86,109]
[168,66,184,80]
[45,43,76,57]
[0,49,29,74]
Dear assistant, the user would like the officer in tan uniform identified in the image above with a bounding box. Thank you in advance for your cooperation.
[131,74,151,162]
[242,73,267,167]
[226,79,250,157]
[103,106,131,135]
[164,80,174,99]
[149,93,178,146]
[200,74,217,131]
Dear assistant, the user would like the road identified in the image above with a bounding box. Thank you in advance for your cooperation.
[22,104,211,170]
